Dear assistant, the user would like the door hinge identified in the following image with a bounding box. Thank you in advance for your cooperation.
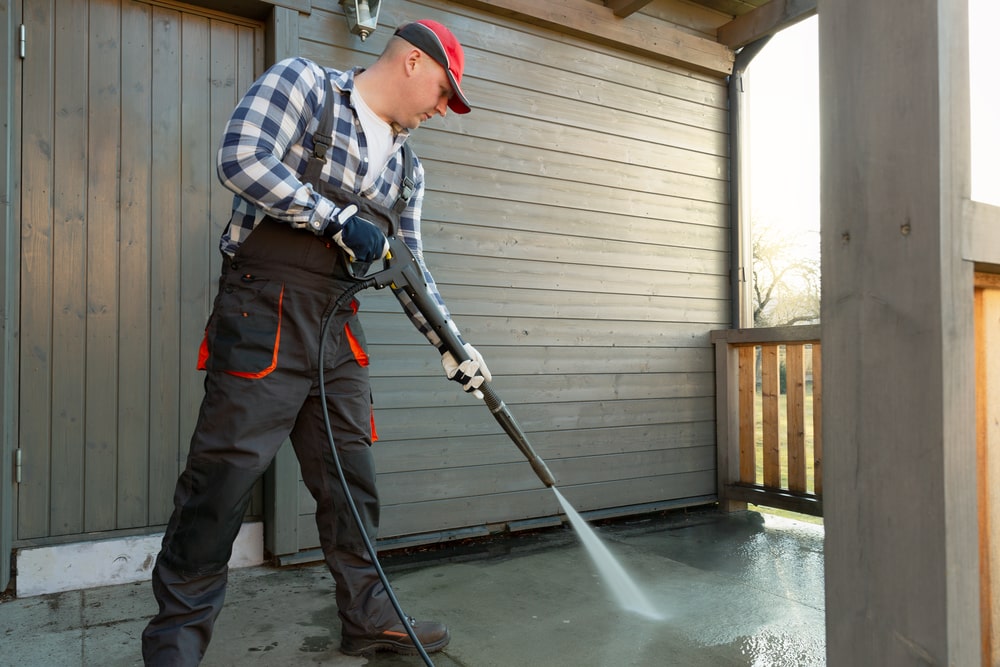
[19,24,25,59]
[14,448,21,484]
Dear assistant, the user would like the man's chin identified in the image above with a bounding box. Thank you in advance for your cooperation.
[409,114,436,129]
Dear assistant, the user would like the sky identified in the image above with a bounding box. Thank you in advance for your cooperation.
[745,17,819,258]
[744,2,999,258]
[969,0,1000,206]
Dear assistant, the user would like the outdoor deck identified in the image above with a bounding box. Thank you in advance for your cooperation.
[0,506,825,666]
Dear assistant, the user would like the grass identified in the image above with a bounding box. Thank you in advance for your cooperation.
[752,382,818,493]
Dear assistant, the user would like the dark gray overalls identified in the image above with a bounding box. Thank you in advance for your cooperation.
[142,76,414,666]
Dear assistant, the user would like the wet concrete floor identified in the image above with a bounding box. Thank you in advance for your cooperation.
[0,508,826,666]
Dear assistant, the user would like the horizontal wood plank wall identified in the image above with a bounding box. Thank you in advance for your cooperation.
[291,0,729,550]
[16,0,264,543]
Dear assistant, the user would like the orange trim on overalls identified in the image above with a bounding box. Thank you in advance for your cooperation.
[344,323,369,367]
[345,299,369,367]
[197,334,210,370]
[346,299,377,441]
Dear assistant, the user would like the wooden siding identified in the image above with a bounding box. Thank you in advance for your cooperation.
[16,0,264,542]
[286,0,730,552]
[12,0,729,556]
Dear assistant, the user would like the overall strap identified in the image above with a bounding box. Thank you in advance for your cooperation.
[303,72,415,217]
[392,142,416,215]
[301,74,337,188]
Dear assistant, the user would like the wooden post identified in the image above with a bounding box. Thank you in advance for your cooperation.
[819,0,979,664]
[263,6,305,559]
[713,336,746,512]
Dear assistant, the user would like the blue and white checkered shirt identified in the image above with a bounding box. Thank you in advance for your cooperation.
[217,57,456,348]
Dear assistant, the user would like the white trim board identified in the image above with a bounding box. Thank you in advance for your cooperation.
[14,522,264,597]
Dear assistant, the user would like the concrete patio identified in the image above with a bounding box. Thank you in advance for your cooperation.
[0,507,826,666]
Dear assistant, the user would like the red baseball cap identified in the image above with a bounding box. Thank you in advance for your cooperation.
[394,20,471,114]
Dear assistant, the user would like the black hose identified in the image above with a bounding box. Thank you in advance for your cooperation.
[317,278,435,667]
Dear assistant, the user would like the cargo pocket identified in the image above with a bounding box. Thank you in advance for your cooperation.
[199,274,285,379]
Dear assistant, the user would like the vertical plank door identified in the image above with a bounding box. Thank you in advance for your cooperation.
[17,0,262,543]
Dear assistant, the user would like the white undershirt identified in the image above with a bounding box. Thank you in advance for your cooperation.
[351,89,394,191]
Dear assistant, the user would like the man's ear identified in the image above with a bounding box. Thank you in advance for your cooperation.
[404,49,421,75]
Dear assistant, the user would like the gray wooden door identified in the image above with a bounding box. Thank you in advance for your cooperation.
[0,0,15,592]
[17,0,262,544]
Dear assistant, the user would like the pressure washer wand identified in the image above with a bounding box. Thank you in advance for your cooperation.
[477,382,556,487]
[365,237,557,488]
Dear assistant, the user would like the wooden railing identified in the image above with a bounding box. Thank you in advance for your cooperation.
[711,325,823,516]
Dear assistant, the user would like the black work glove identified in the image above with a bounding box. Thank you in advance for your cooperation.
[324,204,389,263]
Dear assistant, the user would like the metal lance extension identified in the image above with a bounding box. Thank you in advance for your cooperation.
[362,237,557,488]
[479,383,555,487]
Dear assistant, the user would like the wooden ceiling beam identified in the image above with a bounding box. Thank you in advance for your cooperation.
[604,0,655,19]
[717,0,817,49]
[447,0,735,76]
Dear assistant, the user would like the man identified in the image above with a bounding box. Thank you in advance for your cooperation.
[142,19,491,665]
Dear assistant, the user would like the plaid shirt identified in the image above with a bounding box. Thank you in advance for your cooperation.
[217,57,456,348]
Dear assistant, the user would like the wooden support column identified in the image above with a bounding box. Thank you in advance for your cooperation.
[819,0,979,665]
[263,5,305,560]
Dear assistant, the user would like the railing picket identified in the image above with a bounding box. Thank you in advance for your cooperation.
[787,344,807,493]
[813,343,823,495]
[738,345,757,484]
[762,344,781,488]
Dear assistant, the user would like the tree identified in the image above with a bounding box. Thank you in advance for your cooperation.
[752,222,820,327]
